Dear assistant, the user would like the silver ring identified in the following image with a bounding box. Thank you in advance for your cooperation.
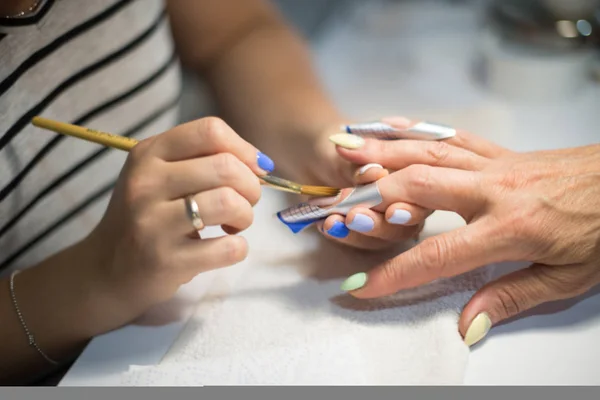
[184,195,205,231]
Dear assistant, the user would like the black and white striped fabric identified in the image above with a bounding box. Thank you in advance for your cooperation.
[0,0,182,274]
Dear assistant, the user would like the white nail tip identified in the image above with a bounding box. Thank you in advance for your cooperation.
[357,163,383,175]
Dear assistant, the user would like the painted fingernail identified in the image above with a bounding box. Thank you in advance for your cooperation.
[328,133,365,149]
[357,163,383,176]
[387,209,412,225]
[340,272,367,291]
[464,312,492,347]
[257,152,275,173]
[347,213,374,233]
[326,221,350,238]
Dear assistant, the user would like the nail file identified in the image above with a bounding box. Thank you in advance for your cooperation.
[276,182,383,233]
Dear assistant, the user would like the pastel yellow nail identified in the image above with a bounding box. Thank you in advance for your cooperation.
[340,272,367,291]
[329,133,365,149]
[463,312,492,347]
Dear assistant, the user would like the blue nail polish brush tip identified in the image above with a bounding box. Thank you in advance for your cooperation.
[276,212,321,234]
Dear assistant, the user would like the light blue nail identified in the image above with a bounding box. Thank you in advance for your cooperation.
[347,213,374,233]
[327,221,350,239]
[257,152,275,173]
[388,209,412,225]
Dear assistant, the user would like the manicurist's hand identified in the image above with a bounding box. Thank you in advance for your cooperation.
[0,117,274,384]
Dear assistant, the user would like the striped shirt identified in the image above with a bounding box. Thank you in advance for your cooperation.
[0,0,183,275]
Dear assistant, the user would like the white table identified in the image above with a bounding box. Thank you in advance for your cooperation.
[59,1,600,385]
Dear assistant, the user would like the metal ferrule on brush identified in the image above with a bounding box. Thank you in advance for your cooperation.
[276,182,384,233]
[344,121,456,141]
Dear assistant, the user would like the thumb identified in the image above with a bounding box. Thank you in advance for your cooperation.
[459,263,574,347]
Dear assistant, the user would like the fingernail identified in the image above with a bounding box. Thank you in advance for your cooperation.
[326,221,350,238]
[387,209,412,225]
[347,213,374,233]
[464,312,492,347]
[257,152,275,173]
[357,163,383,176]
[328,133,365,149]
[340,272,367,291]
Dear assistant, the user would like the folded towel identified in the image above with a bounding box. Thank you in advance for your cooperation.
[120,334,368,386]
[132,189,494,385]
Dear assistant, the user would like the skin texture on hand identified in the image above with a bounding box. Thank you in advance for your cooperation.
[0,117,270,384]
[287,126,431,251]
[331,118,600,347]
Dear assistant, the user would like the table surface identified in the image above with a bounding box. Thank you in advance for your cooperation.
[59,1,600,386]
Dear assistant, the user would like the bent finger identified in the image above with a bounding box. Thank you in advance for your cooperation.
[335,137,490,172]
[149,117,274,175]
[165,187,254,235]
[316,215,405,250]
[376,165,485,218]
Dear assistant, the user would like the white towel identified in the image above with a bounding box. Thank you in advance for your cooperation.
[120,188,493,385]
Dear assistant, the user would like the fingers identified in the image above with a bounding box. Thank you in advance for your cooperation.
[148,116,275,175]
[376,165,485,217]
[335,137,491,172]
[459,263,599,347]
[164,187,254,234]
[378,116,511,159]
[162,153,262,205]
[315,215,409,250]
[179,235,250,274]
[340,219,512,298]
[317,213,422,250]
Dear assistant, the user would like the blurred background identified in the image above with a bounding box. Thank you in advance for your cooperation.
[180,0,600,152]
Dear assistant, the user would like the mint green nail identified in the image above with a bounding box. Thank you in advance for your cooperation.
[340,272,367,292]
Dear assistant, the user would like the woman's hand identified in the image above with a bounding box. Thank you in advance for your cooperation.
[276,118,431,250]
[84,117,272,331]
[334,127,600,347]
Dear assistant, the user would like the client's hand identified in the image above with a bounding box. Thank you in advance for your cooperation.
[335,128,600,347]
[84,117,271,330]
[280,118,431,250]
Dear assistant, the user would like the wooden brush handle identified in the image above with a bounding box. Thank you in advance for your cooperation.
[31,117,138,151]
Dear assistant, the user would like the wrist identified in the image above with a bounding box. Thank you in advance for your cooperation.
[14,234,136,347]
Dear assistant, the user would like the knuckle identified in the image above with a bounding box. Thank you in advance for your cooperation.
[501,206,550,258]
[214,153,242,181]
[494,285,524,318]
[532,266,589,298]
[416,238,447,277]
[380,259,403,286]
[223,236,249,264]
[217,187,241,212]
[200,116,229,144]
[426,141,451,166]
[494,168,526,192]
[230,201,254,229]
[247,180,262,206]
[404,164,432,191]
[124,173,158,207]
[127,137,153,163]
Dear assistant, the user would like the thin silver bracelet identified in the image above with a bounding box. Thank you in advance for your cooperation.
[9,270,59,366]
